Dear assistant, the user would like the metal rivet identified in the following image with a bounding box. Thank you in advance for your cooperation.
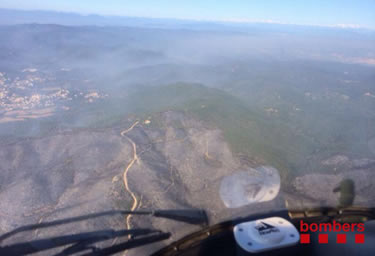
[239,228,243,232]
[248,242,252,246]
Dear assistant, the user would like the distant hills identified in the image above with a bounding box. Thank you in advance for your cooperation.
[1,8,374,34]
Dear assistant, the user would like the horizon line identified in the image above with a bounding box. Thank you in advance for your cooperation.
[1,7,374,31]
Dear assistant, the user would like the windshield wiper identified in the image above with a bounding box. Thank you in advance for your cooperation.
[0,209,208,243]
[0,209,207,255]
[152,209,208,225]
[0,229,167,256]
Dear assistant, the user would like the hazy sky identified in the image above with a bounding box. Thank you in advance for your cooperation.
[1,0,375,28]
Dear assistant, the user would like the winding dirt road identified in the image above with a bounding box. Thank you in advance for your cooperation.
[120,121,140,233]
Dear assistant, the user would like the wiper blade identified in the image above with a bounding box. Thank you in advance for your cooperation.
[0,209,205,255]
[0,209,208,243]
[152,209,208,225]
[0,229,159,256]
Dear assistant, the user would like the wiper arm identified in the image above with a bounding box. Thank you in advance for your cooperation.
[0,209,205,255]
[152,209,208,225]
[0,229,159,256]
[0,209,208,243]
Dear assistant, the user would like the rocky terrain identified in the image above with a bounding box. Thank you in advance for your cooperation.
[0,111,284,255]
[290,154,375,209]
[0,109,374,254]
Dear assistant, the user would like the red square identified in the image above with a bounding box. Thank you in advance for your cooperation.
[355,234,365,244]
[319,234,328,244]
[300,234,310,244]
[337,234,347,244]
